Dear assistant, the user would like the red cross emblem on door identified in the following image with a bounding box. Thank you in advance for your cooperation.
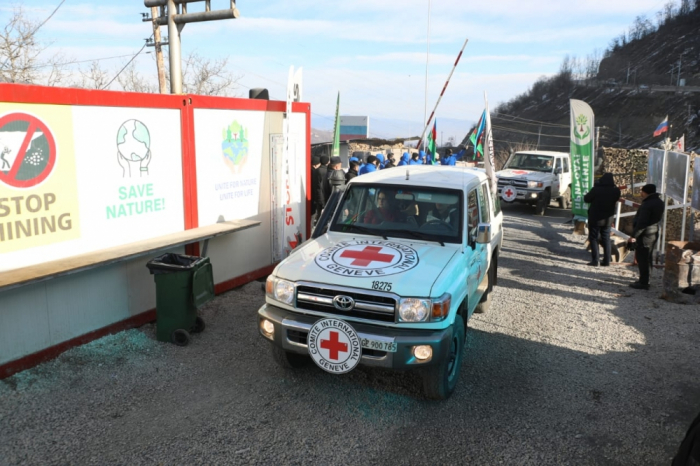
[340,246,394,267]
[320,331,348,360]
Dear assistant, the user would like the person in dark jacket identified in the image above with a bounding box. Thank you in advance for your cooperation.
[323,156,342,201]
[345,159,360,182]
[384,153,396,168]
[628,183,665,290]
[310,156,322,220]
[315,155,329,209]
[583,173,621,266]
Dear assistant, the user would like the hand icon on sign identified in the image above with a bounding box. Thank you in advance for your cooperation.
[117,151,131,178]
[140,150,151,177]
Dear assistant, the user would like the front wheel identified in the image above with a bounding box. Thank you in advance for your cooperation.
[535,191,551,216]
[422,314,465,400]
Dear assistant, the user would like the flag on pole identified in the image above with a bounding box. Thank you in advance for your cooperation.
[469,111,486,161]
[674,134,685,152]
[332,92,340,158]
[653,116,669,137]
[483,93,497,195]
[570,99,595,218]
[426,119,438,164]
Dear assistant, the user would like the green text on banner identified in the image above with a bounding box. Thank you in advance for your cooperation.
[570,99,595,218]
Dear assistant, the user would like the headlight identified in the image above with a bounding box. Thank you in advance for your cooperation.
[527,181,543,188]
[398,298,430,322]
[265,276,295,305]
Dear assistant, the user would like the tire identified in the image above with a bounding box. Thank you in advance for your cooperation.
[535,190,551,216]
[191,316,205,334]
[422,314,465,400]
[171,329,191,347]
[558,187,571,209]
[271,345,310,369]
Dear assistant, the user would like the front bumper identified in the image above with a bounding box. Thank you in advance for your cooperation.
[497,186,544,203]
[258,303,453,370]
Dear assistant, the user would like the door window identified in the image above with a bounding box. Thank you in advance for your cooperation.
[467,189,479,243]
[478,183,490,223]
[563,157,570,173]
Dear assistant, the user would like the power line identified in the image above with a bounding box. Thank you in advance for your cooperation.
[101,36,152,90]
[492,124,571,139]
[27,52,152,70]
[493,112,569,128]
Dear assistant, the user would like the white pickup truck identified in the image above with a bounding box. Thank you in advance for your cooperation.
[496,151,571,215]
[258,166,504,399]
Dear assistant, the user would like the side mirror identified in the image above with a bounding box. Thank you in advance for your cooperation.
[476,223,492,244]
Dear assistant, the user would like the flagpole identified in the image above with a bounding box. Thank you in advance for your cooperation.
[416,36,469,149]
[423,0,431,137]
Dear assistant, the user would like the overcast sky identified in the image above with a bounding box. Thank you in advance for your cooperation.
[3,0,669,140]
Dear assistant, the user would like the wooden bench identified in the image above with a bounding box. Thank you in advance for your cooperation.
[0,219,260,292]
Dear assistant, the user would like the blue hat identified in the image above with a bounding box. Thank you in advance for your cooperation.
[349,157,359,162]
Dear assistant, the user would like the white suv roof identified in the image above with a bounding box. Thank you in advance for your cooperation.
[349,165,486,191]
[513,150,569,157]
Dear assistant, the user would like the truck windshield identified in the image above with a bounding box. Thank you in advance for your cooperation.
[504,153,554,172]
[329,184,463,244]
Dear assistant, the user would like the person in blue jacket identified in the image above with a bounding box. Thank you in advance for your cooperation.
[359,155,378,175]
[419,150,427,164]
[408,152,422,165]
[376,153,386,169]
[398,152,410,166]
[440,149,457,166]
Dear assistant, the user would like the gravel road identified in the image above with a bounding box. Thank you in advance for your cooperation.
[1,203,699,465]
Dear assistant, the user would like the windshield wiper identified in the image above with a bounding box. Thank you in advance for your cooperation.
[341,223,388,240]
[383,229,445,246]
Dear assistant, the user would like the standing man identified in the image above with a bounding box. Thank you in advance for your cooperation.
[384,153,397,169]
[409,152,422,165]
[316,155,329,208]
[628,184,665,290]
[310,156,322,222]
[583,173,621,266]
[324,156,343,201]
[359,155,378,175]
[345,159,360,182]
[441,149,457,166]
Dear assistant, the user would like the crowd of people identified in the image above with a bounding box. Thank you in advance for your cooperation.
[311,148,466,215]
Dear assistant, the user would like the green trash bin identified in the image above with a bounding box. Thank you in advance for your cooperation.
[146,253,215,346]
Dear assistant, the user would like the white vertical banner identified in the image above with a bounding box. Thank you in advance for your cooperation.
[483,92,497,196]
[281,67,304,257]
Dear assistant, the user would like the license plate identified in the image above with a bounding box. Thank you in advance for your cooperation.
[361,338,397,352]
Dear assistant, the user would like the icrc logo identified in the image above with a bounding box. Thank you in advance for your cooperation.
[314,240,419,277]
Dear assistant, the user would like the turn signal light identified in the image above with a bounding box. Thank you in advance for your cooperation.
[431,294,451,321]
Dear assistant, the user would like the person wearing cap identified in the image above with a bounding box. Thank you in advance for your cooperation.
[346,159,360,182]
[583,173,621,267]
[323,156,343,200]
[628,183,665,290]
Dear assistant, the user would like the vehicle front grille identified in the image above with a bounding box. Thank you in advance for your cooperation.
[498,178,528,188]
[296,285,396,323]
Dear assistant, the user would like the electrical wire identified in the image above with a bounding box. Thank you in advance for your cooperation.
[491,124,571,139]
[27,52,153,70]
[493,112,569,128]
[101,36,152,90]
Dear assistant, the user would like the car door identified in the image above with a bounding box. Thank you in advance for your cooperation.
[552,157,562,197]
[466,188,488,311]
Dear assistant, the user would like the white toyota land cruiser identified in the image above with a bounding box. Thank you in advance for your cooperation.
[496,151,571,215]
[258,166,503,399]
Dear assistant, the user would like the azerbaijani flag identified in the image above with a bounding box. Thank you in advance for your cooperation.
[469,111,486,160]
[653,116,669,137]
[426,119,438,164]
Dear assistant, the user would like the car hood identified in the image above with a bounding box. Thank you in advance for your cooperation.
[274,234,459,297]
[497,168,551,181]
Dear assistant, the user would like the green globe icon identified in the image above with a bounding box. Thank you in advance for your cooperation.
[117,119,151,162]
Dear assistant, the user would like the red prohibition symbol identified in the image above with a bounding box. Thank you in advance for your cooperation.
[0,112,57,189]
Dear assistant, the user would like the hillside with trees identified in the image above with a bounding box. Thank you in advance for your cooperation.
[467,0,700,165]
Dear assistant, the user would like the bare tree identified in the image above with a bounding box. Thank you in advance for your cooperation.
[117,62,157,93]
[0,5,66,85]
[74,61,110,90]
[165,51,241,96]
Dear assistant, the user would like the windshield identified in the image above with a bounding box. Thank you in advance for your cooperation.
[329,184,463,244]
[504,153,554,172]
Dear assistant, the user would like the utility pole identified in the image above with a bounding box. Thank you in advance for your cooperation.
[670,64,675,85]
[148,6,167,94]
[677,54,682,86]
[595,126,600,151]
[537,125,541,149]
[144,0,240,94]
